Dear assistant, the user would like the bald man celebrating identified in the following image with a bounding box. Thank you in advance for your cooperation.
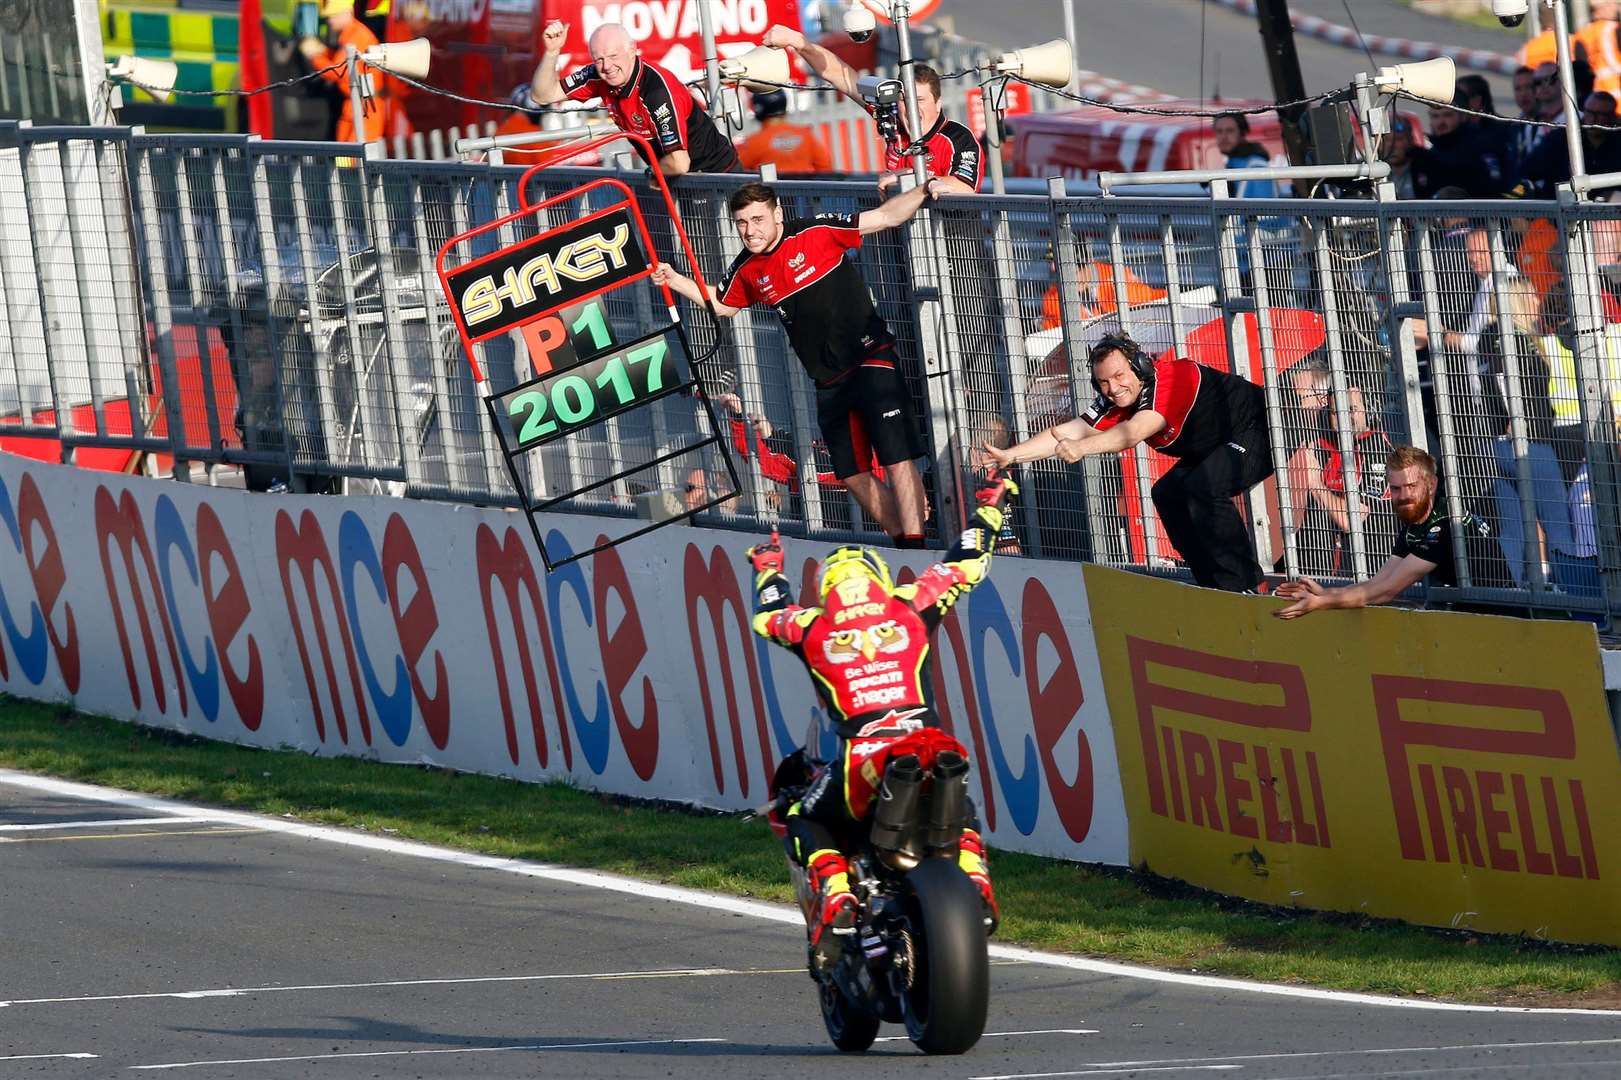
[529,20,742,176]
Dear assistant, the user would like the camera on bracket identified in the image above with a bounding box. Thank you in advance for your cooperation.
[858,74,905,145]
[843,2,877,43]
[1489,0,1530,28]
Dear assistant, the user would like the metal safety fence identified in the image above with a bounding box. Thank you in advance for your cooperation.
[3,118,1620,621]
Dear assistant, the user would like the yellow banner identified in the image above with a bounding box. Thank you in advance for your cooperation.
[1084,565,1621,946]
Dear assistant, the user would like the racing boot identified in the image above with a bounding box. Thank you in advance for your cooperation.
[958,829,1000,935]
[806,848,858,969]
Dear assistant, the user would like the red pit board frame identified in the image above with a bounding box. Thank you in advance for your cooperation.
[434,132,739,570]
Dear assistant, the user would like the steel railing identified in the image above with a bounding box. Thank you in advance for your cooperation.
[2,118,1618,620]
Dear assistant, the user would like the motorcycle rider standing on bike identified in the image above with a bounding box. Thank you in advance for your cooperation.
[744,473,1018,965]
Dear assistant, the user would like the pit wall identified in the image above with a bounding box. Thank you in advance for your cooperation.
[0,454,1125,865]
[2,453,1618,946]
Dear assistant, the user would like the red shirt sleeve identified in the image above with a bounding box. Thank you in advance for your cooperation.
[561,64,603,102]
[718,254,756,308]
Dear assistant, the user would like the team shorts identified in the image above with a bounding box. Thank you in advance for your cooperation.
[815,346,923,480]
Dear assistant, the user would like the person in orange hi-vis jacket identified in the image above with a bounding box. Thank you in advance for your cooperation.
[1576,3,1621,95]
[736,90,833,174]
[1039,261,1167,330]
[299,0,387,144]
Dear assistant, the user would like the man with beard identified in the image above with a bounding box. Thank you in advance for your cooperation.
[1272,446,1485,618]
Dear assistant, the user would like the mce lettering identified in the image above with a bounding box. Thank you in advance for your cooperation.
[458,218,642,333]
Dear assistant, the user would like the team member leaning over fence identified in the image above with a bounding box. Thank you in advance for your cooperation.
[761,24,981,194]
[528,19,742,175]
[652,179,943,548]
[982,333,1274,593]
[1273,446,1492,618]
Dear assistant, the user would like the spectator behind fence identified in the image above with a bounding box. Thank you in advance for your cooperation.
[982,333,1274,593]
[1529,290,1621,486]
[1213,113,1278,198]
[1421,94,1507,197]
[1273,447,1489,617]
[1283,358,1394,577]
[1475,277,1591,592]
[1509,65,1542,171]
[1456,73,1518,177]
[736,89,833,175]
[1382,115,1420,199]
[1516,90,1621,198]
[1406,225,1519,588]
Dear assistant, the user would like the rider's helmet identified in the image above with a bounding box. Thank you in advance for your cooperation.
[818,546,894,604]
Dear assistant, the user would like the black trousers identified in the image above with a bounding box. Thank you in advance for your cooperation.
[1151,424,1275,592]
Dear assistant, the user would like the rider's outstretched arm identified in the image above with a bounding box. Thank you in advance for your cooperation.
[898,476,1017,625]
[746,535,819,648]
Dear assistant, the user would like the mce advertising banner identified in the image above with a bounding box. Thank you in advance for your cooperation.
[1086,565,1621,947]
[0,454,1128,867]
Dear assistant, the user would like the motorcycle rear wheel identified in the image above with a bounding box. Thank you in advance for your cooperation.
[899,859,989,1055]
[818,973,880,1051]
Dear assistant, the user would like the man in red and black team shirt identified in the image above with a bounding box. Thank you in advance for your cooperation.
[762,24,982,193]
[652,179,943,547]
[984,333,1275,592]
[529,20,741,176]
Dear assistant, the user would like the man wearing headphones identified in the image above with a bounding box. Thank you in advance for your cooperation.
[982,333,1273,593]
[736,90,833,174]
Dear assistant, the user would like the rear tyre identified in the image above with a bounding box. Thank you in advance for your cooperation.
[819,975,880,1051]
[900,859,989,1055]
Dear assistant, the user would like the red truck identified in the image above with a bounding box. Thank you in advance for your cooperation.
[1008,100,1289,181]
[1009,100,1427,182]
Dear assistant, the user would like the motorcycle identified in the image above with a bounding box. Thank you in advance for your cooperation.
[768,730,991,1055]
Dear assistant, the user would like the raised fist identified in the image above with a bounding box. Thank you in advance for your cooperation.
[542,20,569,53]
[745,530,785,575]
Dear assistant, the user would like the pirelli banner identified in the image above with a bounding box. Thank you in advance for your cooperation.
[1084,565,1621,947]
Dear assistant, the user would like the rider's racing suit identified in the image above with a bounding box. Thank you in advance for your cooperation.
[749,485,1013,955]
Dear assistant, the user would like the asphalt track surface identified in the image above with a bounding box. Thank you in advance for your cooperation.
[3,772,1618,1080]
[934,0,1520,100]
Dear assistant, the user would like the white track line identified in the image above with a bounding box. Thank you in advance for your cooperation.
[127,1037,726,1071]
[0,968,742,1009]
[0,817,215,832]
[0,1053,98,1062]
[3,769,1617,1018]
[875,1028,1098,1043]
[972,1063,1238,1070]
[969,1038,1621,1080]
[1265,1064,1621,1080]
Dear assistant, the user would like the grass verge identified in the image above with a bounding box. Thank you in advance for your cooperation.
[1,696,1617,1007]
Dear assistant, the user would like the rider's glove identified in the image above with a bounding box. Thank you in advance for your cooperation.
[745,529,784,576]
[973,470,1019,534]
[975,470,1019,510]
